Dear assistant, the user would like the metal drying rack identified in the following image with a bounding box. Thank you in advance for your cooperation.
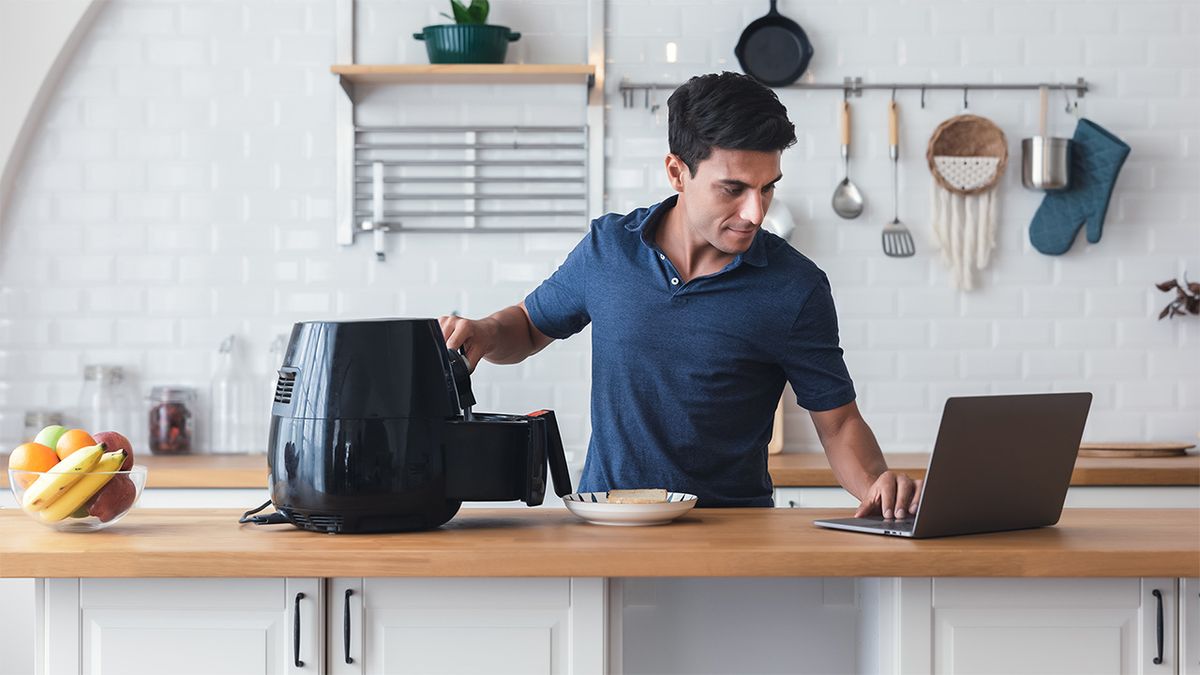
[620,76,1090,111]
[354,125,590,259]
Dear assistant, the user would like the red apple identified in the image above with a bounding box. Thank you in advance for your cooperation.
[92,431,134,471]
[87,474,136,522]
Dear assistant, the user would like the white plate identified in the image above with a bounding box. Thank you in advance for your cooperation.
[562,492,698,526]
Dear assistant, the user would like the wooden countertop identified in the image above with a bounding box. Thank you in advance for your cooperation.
[4,451,1196,490]
[0,508,1196,579]
[768,452,1200,487]
[0,453,270,489]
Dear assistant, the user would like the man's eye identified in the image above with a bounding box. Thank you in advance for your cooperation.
[724,188,742,197]
[763,184,776,194]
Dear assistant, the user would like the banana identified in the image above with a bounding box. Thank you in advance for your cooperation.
[21,443,105,512]
[39,449,126,523]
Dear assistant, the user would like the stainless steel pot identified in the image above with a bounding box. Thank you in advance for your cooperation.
[1021,136,1072,191]
[1021,87,1072,191]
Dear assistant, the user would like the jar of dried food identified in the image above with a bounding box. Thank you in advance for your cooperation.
[147,386,196,455]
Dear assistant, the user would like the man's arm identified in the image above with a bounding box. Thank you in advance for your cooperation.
[809,400,921,519]
[439,302,553,371]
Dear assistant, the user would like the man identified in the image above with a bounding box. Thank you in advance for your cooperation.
[439,72,920,519]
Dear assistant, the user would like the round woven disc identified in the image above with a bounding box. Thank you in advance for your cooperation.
[926,114,1009,195]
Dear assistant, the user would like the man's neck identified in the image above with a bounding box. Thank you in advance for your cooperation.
[655,198,735,283]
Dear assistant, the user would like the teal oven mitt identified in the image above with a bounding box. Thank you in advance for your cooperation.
[1028,119,1130,255]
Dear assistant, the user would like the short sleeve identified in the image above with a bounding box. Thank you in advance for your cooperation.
[523,230,593,340]
[779,275,857,411]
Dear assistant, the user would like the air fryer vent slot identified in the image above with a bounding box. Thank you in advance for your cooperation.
[274,370,297,404]
[290,511,344,533]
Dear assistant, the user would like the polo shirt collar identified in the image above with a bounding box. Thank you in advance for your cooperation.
[628,195,769,268]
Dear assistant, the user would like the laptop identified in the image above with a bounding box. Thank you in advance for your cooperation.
[813,392,1093,539]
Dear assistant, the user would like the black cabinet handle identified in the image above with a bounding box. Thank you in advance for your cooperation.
[344,588,355,664]
[294,592,306,668]
[1152,589,1163,665]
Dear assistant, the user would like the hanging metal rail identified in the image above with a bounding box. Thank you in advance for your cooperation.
[620,76,1090,109]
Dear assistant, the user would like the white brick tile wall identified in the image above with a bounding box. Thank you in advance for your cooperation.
[0,0,1194,456]
[86,287,145,314]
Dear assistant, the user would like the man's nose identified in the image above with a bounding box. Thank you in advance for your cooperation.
[740,192,766,224]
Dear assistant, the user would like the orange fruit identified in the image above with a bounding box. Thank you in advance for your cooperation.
[8,442,60,488]
[55,429,97,461]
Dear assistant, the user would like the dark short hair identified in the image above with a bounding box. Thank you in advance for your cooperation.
[668,72,797,176]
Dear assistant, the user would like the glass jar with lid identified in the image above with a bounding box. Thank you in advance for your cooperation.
[78,365,136,435]
[23,410,65,442]
[147,386,196,455]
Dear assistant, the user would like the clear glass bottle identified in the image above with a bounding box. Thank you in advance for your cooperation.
[147,386,196,455]
[78,365,135,435]
[210,335,254,454]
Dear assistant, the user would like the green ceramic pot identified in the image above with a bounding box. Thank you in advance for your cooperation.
[413,24,521,64]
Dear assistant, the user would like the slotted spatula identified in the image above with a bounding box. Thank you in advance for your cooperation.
[882,99,915,258]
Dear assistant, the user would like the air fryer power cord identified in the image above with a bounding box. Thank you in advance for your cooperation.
[239,500,290,525]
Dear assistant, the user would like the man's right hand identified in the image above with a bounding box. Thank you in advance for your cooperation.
[438,314,499,373]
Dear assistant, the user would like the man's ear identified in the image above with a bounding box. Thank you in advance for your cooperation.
[664,153,688,192]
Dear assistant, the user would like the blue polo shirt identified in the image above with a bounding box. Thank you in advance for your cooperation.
[524,195,856,507]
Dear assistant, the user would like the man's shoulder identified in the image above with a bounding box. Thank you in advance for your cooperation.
[759,231,828,284]
[589,205,652,237]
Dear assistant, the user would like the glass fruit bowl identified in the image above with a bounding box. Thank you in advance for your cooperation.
[8,465,147,532]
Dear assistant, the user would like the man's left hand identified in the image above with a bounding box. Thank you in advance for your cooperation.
[853,471,922,520]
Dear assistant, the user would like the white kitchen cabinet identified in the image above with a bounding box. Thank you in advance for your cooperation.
[613,577,859,675]
[328,577,605,675]
[869,577,1179,674]
[38,578,324,675]
[1183,578,1200,675]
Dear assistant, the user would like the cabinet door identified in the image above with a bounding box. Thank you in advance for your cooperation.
[1183,578,1199,675]
[332,577,604,675]
[41,577,323,675]
[924,578,1176,675]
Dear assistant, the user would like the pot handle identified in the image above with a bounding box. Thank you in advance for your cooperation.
[507,31,521,41]
[413,32,425,40]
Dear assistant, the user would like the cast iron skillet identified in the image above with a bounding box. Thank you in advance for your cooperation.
[734,0,815,87]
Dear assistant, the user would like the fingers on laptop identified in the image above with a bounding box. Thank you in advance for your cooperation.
[855,472,920,520]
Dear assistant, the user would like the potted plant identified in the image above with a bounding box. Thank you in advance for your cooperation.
[413,0,521,64]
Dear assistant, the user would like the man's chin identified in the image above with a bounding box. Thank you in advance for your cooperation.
[720,227,758,252]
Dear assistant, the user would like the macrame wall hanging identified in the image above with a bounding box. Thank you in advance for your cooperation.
[926,114,1008,290]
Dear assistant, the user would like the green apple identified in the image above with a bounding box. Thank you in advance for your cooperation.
[33,425,67,450]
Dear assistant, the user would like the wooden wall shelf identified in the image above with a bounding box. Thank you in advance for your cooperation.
[331,64,596,86]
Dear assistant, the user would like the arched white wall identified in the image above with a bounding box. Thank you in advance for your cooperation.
[0,0,103,222]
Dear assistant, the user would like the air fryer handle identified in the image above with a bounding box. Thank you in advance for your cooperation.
[445,347,476,411]
[529,410,573,498]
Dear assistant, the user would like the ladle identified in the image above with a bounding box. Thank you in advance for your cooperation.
[831,99,864,219]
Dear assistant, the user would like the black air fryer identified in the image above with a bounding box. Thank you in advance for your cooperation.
[265,319,572,533]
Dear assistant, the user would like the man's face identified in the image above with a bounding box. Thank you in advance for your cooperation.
[668,147,783,255]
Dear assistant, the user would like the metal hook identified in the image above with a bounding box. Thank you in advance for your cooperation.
[920,86,926,109]
[963,87,969,111]
[890,87,897,103]
[1059,84,1077,114]
[843,87,850,102]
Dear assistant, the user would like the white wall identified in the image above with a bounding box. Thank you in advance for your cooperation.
[0,0,1196,459]
[0,0,98,223]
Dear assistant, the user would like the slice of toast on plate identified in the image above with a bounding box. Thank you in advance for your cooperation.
[607,488,668,504]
